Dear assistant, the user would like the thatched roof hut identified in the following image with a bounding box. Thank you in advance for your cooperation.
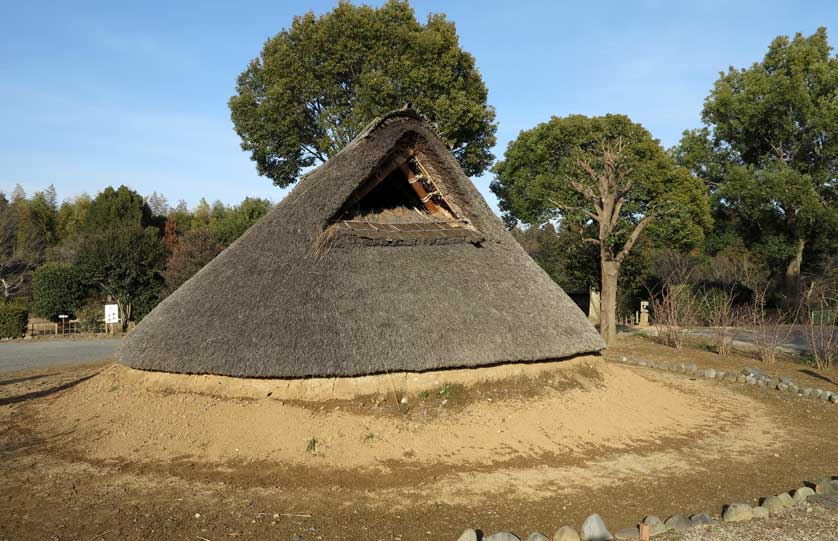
[119,109,604,378]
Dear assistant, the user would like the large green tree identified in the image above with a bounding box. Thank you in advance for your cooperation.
[492,114,710,344]
[678,28,838,302]
[76,226,167,328]
[56,194,91,241]
[211,197,272,246]
[229,0,496,187]
[84,185,153,233]
[31,262,88,320]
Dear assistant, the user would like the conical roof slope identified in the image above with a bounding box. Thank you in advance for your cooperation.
[120,110,604,378]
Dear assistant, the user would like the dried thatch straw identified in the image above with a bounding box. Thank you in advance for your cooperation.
[119,109,605,378]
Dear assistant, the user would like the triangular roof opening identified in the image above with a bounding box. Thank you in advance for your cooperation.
[324,143,484,246]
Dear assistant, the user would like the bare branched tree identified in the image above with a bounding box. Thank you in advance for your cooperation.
[0,259,33,303]
[699,286,745,356]
[554,138,663,345]
[695,253,751,356]
[745,279,799,363]
[648,250,700,349]
[803,280,838,370]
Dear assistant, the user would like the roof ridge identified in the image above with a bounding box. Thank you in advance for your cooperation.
[355,105,451,148]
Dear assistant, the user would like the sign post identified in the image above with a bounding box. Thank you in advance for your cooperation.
[105,304,119,333]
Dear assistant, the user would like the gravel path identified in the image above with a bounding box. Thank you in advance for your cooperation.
[658,503,838,540]
[0,338,122,372]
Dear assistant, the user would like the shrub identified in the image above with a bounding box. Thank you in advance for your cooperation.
[32,262,88,321]
[0,304,28,338]
[803,282,838,370]
[75,304,103,333]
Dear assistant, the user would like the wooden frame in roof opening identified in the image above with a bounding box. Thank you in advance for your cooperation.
[324,147,485,246]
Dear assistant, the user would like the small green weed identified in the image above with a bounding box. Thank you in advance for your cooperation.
[697,342,716,353]
[305,438,318,453]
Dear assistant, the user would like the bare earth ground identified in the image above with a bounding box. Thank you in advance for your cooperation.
[1,338,837,540]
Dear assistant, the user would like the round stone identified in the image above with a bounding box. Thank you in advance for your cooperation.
[815,477,836,494]
[752,506,769,519]
[794,487,815,502]
[761,495,784,515]
[777,492,794,508]
[553,526,581,541]
[641,516,668,536]
[723,503,753,522]
[484,533,521,541]
[742,367,765,377]
[689,513,715,526]
[664,515,690,531]
[527,533,550,541]
[580,513,613,541]
[457,529,479,541]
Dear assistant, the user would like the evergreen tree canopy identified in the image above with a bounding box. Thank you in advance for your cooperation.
[84,185,152,233]
[492,114,710,252]
[229,0,496,187]
[31,262,88,320]
[674,27,838,298]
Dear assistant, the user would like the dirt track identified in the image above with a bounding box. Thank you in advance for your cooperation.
[2,341,838,540]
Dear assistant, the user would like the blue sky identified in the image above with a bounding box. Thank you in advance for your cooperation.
[2,1,836,212]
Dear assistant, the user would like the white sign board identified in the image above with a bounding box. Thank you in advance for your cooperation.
[105,304,120,324]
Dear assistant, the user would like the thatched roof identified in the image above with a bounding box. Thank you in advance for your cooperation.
[119,109,605,378]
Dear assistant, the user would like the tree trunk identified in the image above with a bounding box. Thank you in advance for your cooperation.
[600,259,620,346]
[784,237,805,308]
[118,301,131,332]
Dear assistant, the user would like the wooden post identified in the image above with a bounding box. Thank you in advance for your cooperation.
[398,162,440,213]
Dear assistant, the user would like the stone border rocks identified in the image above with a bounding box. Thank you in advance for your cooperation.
[456,476,837,540]
[613,356,837,405]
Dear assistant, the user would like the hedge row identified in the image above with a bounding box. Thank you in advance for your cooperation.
[0,304,29,338]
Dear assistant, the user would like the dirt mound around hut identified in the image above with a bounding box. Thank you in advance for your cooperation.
[34,356,779,475]
[92,354,608,401]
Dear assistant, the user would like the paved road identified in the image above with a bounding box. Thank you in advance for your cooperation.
[625,325,815,355]
[0,338,123,373]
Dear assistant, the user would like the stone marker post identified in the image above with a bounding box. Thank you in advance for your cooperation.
[639,300,650,327]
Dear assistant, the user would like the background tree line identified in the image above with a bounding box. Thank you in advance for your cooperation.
[0,184,271,333]
[495,27,838,348]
